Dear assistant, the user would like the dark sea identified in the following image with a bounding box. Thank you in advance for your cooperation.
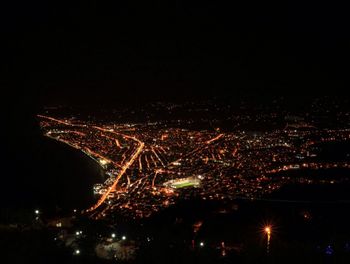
[37,137,105,212]
[2,135,105,219]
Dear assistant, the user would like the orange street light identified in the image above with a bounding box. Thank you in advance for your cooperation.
[264,226,271,254]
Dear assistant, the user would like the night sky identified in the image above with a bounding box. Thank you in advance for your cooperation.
[1,1,350,107]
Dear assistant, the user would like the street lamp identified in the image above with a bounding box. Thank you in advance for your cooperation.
[111,233,116,238]
[35,209,40,215]
[264,226,271,254]
[122,235,126,241]
[199,241,204,247]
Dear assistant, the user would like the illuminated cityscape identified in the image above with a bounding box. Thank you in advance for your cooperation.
[37,109,350,221]
[1,100,349,263]
[3,0,350,263]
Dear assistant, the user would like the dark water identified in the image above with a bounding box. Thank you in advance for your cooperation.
[36,137,105,213]
[2,136,105,218]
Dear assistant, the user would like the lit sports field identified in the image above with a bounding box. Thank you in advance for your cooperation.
[170,178,200,189]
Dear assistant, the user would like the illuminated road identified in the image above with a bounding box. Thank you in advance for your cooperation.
[86,126,144,212]
[170,133,224,166]
[205,133,224,144]
[37,115,72,126]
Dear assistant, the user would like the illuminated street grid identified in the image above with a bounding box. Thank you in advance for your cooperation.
[38,115,350,219]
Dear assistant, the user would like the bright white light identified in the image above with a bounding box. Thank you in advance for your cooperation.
[76,231,80,236]
[100,159,108,165]
[122,236,126,240]
[35,210,39,215]
[200,242,204,247]
[264,226,271,234]
[75,249,80,255]
[111,233,116,238]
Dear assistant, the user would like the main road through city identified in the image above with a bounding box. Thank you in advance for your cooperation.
[86,126,145,212]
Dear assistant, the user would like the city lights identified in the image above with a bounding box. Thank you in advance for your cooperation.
[38,114,350,220]
[8,2,350,260]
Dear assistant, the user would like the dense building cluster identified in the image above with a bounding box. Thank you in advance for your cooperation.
[38,113,350,220]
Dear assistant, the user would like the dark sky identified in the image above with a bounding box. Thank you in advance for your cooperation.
[1,1,350,106]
